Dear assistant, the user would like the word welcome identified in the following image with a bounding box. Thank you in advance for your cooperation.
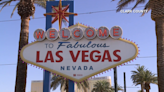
[36,50,121,63]
[33,26,123,41]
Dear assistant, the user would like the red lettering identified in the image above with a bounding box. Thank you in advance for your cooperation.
[35,31,44,39]
[113,50,121,62]
[36,51,43,62]
[62,30,68,38]
[82,50,89,62]
[90,50,101,62]
[56,51,63,62]
[49,30,55,38]
[99,29,107,36]
[86,29,94,37]
[74,30,80,37]
[69,51,80,62]
[113,28,119,36]
[44,51,54,62]
[102,50,112,62]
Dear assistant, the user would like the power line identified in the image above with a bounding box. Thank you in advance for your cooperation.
[0,64,16,66]
[138,56,156,58]
[0,5,15,7]
[110,86,139,88]
[123,64,140,66]
[0,6,145,22]
[0,56,157,66]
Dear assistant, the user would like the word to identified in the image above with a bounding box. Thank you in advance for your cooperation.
[33,26,123,41]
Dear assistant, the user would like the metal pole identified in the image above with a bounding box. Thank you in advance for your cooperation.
[43,1,74,92]
[68,1,74,92]
[114,67,118,92]
[43,1,52,92]
[124,72,126,92]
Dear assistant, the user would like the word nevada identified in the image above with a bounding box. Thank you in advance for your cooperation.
[33,26,123,41]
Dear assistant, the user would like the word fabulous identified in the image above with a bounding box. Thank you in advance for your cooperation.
[33,26,123,41]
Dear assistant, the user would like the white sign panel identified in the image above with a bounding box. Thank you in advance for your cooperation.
[20,23,138,82]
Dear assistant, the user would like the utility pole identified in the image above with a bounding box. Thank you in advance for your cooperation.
[114,67,118,92]
[114,64,139,92]
[122,64,140,92]
[124,72,126,92]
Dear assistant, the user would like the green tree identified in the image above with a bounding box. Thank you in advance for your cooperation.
[109,85,123,92]
[91,80,122,92]
[131,66,157,92]
[138,90,142,92]
[143,70,158,92]
[112,0,164,91]
[51,75,89,92]
[0,0,56,92]
[92,80,111,92]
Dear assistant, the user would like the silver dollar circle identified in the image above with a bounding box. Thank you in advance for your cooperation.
[109,26,123,39]
[71,27,83,40]
[84,27,97,40]
[97,26,110,39]
[45,28,58,41]
[33,29,46,41]
[59,28,71,40]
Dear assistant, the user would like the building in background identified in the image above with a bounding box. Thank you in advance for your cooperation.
[31,76,111,92]
[31,74,54,92]
[31,81,43,92]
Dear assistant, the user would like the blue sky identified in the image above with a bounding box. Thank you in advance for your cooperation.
[0,0,158,92]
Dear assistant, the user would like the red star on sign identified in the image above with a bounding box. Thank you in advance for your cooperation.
[44,0,78,31]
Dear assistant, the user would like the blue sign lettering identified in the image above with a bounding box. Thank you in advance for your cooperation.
[60,66,94,70]
[57,41,109,49]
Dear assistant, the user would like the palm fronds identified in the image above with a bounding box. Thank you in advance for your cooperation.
[0,0,14,12]
[131,65,157,91]
[51,75,89,91]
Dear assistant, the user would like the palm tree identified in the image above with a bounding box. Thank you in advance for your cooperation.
[91,80,123,92]
[0,0,56,92]
[92,80,111,92]
[138,90,142,92]
[112,0,163,91]
[131,66,145,92]
[51,75,89,92]
[143,70,158,92]
[131,66,157,92]
[109,85,123,92]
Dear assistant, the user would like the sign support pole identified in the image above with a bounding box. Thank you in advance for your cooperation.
[68,1,75,92]
[43,1,74,92]
[43,2,52,92]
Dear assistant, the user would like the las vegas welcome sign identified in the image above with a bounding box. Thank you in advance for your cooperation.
[20,23,138,82]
